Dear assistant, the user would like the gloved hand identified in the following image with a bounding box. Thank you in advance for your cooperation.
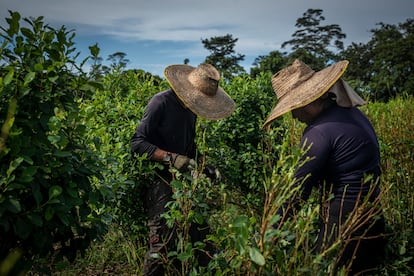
[203,164,222,182]
[172,154,196,171]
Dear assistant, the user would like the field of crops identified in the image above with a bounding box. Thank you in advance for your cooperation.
[29,72,413,275]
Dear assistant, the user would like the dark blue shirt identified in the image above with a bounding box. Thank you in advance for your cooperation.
[296,105,381,203]
[130,89,197,159]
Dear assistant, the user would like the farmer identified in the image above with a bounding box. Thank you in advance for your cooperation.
[130,63,235,275]
[264,60,386,274]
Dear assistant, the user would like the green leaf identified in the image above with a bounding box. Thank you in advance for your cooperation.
[20,87,31,97]
[4,198,22,213]
[20,27,33,40]
[27,213,43,227]
[34,63,43,72]
[48,116,61,131]
[88,43,100,57]
[48,76,58,83]
[17,166,37,182]
[24,71,36,86]
[4,183,26,191]
[234,235,246,255]
[47,135,61,145]
[3,70,14,86]
[49,185,63,200]
[6,11,20,36]
[7,157,23,178]
[45,206,54,221]
[249,247,265,266]
[177,252,192,262]
[32,183,43,206]
[58,212,70,226]
[47,199,61,204]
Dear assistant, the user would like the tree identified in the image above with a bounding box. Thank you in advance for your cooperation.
[282,8,346,69]
[103,51,129,74]
[201,34,245,79]
[339,42,375,99]
[368,19,414,100]
[341,18,414,101]
[250,50,287,78]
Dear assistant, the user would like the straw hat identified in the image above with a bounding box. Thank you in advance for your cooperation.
[164,63,235,120]
[263,59,366,127]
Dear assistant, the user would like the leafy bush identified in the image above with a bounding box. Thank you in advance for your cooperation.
[79,68,169,238]
[197,73,278,209]
[362,96,414,272]
[0,11,107,273]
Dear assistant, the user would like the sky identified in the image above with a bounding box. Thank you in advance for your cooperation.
[1,0,413,77]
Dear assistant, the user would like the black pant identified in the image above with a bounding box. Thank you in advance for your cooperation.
[316,199,386,275]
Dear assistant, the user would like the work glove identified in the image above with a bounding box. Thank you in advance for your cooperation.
[172,154,196,171]
[203,164,222,182]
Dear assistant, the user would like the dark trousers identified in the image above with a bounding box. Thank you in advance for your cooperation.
[316,199,386,275]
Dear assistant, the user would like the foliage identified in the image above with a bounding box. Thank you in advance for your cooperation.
[0,11,108,273]
[338,42,374,100]
[25,76,414,275]
[252,13,414,103]
[342,19,414,101]
[103,51,130,75]
[196,72,277,209]
[251,9,347,78]
[202,34,246,79]
[281,8,346,69]
[160,165,222,275]
[362,96,414,273]
[250,50,287,78]
[78,67,169,238]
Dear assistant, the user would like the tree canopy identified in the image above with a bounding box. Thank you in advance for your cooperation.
[249,9,413,101]
[201,34,245,79]
[281,8,346,69]
[341,18,414,101]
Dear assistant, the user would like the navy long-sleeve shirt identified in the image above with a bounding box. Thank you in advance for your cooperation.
[296,105,381,203]
[130,89,197,159]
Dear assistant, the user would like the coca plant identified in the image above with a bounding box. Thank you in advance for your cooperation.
[0,11,108,270]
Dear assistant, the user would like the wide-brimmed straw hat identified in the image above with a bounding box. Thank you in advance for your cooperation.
[164,63,235,120]
[263,59,366,127]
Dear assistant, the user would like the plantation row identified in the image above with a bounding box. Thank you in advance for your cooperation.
[72,71,414,275]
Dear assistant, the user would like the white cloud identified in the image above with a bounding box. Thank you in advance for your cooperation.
[1,0,412,75]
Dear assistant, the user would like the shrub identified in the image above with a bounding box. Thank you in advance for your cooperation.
[0,11,107,273]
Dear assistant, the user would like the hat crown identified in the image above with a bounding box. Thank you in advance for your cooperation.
[188,64,220,97]
[272,59,314,100]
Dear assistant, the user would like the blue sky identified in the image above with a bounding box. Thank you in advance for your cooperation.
[1,0,413,77]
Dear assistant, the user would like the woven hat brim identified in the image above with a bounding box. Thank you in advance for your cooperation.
[263,60,349,128]
[164,65,235,120]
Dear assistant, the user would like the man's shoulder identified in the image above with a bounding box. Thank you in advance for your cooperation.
[150,89,173,103]
[156,89,173,97]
